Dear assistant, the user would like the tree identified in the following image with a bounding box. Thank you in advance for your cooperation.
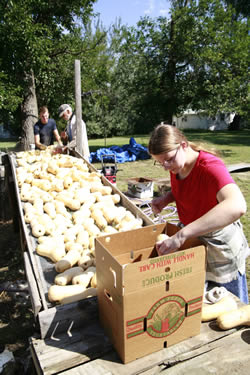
[0,0,96,149]
[107,0,249,134]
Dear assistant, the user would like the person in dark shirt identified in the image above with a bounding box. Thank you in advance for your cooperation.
[34,106,62,150]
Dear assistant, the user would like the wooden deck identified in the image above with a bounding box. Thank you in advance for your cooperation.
[30,295,250,375]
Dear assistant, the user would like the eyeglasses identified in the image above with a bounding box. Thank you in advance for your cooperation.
[154,146,180,167]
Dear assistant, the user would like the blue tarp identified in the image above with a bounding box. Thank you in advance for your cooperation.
[89,137,151,163]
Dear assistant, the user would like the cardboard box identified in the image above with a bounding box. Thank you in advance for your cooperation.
[127,177,154,198]
[95,223,206,363]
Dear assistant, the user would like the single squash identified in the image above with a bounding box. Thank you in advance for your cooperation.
[217,305,250,330]
[201,295,238,322]
[54,267,84,286]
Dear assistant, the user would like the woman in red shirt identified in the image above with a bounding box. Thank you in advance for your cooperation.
[149,123,249,303]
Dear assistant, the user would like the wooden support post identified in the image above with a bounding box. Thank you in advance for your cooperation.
[74,59,90,159]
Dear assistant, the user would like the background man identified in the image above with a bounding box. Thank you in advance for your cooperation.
[58,103,90,159]
[34,106,62,150]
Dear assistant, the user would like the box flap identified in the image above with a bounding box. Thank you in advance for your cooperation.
[95,224,166,256]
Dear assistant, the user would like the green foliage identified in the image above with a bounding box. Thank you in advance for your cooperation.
[0,0,97,129]
[104,0,249,134]
[0,0,249,137]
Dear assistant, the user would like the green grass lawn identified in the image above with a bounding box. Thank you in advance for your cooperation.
[1,130,250,240]
[1,129,250,163]
[1,130,249,239]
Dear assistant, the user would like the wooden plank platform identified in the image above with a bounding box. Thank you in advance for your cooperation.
[30,296,250,375]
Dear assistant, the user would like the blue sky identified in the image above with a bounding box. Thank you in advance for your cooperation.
[93,0,170,28]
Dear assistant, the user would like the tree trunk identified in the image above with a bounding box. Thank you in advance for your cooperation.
[20,70,38,150]
[228,114,241,131]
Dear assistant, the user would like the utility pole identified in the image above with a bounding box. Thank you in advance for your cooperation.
[74,60,90,158]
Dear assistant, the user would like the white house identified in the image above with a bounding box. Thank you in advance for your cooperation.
[172,110,235,131]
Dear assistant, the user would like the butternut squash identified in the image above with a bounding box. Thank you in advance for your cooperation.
[201,295,238,322]
[24,211,35,224]
[60,287,97,305]
[36,239,66,262]
[50,178,64,192]
[39,190,53,203]
[48,284,87,303]
[74,187,91,204]
[20,182,31,195]
[156,233,169,243]
[90,272,97,288]
[57,195,80,211]
[88,236,95,252]
[58,157,74,168]
[76,230,89,249]
[117,217,143,232]
[113,206,126,224]
[38,170,51,181]
[23,202,34,213]
[63,228,76,243]
[63,175,73,189]
[91,191,103,202]
[54,267,84,286]
[91,208,108,230]
[44,202,56,219]
[55,249,81,273]
[53,214,72,232]
[56,168,71,180]
[72,208,91,225]
[72,266,96,287]
[100,206,116,224]
[65,242,83,253]
[32,223,46,237]
[32,178,51,191]
[90,184,112,195]
[103,225,118,234]
[78,253,94,270]
[83,221,100,237]
[111,193,120,204]
[24,173,33,184]
[217,305,250,330]
[47,160,59,175]
[54,200,71,219]
[33,198,44,215]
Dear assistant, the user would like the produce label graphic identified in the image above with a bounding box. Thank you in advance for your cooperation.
[126,294,202,339]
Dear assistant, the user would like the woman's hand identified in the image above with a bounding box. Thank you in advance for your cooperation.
[151,191,175,215]
[151,195,167,215]
[156,232,185,255]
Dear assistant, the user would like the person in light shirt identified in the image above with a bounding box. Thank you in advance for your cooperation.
[58,103,90,159]
[149,123,249,303]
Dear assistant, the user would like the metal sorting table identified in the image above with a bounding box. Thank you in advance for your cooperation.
[4,150,154,339]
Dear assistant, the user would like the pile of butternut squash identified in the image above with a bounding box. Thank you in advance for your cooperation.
[202,294,250,330]
[16,148,143,304]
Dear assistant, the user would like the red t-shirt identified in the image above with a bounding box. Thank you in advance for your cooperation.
[170,151,235,225]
